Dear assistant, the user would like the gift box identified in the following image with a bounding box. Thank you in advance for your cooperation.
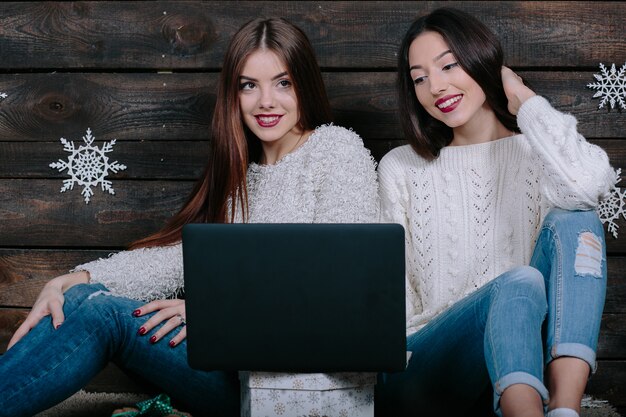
[239,371,377,417]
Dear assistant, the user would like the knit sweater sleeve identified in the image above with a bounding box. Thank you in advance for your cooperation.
[313,127,379,223]
[72,243,184,301]
[517,95,616,209]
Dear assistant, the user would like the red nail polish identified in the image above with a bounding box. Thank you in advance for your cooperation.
[169,340,176,348]
[55,323,62,329]
[132,309,141,317]
[138,327,146,335]
[149,335,157,344]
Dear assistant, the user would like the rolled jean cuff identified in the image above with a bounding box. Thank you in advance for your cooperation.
[547,342,597,374]
[493,372,549,416]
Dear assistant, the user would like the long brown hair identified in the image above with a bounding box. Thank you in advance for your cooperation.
[397,8,519,160]
[130,18,333,249]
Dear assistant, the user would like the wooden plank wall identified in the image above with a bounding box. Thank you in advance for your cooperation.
[0,0,624,413]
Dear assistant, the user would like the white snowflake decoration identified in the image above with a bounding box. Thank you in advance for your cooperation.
[0,92,7,100]
[597,168,626,238]
[587,62,626,110]
[49,128,127,204]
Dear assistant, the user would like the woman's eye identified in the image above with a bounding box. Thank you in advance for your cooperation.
[443,62,459,71]
[413,76,426,85]
[240,81,255,90]
[277,79,292,88]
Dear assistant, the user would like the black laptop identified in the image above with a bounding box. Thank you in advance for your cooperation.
[182,223,406,372]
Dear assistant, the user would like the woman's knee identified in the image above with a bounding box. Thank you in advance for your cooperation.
[62,283,108,309]
[63,282,105,297]
[543,208,604,235]
[498,266,546,306]
[75,289,139,321]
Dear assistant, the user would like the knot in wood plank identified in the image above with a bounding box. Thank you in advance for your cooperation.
[161,16,215,56]
[35,92,78,121]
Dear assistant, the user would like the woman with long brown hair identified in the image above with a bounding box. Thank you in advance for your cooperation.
[0,18,378,417]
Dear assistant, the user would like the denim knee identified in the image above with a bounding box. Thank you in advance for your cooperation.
[70,287,140,329]
[59,283,110,316]
[63,282,108,301]
[542,209,604,235]
[497,266,547,309]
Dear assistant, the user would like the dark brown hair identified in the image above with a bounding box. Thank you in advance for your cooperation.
[397,7,519,160]
[131,18,332,249]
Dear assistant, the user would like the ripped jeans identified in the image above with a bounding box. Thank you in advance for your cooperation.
[375,209,607,417]
[0,284,239,417]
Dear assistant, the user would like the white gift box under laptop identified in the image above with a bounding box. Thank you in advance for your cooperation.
[240,371,377,417]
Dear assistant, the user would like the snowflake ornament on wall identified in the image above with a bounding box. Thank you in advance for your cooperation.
[587,62,626,110]
[597,168,626,239]
[49,128,127,204]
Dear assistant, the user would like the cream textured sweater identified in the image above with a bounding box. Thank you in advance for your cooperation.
[378,96,616,335]
[74,124,379,301]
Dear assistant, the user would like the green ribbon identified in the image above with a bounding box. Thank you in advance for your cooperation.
[111,393,187,417]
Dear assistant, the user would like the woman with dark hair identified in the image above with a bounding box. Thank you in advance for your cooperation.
[0,18,378,417]
[377,8,615,417]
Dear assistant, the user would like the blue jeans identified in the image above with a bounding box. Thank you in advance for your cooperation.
[375,209,607,417]
[0,284,239,417]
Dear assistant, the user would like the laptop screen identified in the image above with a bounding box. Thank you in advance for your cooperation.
[183,223,406,372]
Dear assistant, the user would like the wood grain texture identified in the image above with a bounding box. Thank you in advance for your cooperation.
[0,249,112,306]
[604,258,626,314]
[0,2,623,69]
[0,140,210,180]
[0,308,27,350]
[0,72,624,142]
[598,314,626,359]
[0,73,214,141]
[0,179,193,247]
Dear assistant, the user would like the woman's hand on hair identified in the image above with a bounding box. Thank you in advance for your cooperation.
[501,66,536,115]
[6,271,89,351]
[133,299,188,348]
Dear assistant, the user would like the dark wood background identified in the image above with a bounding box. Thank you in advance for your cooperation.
[0,1,624,413]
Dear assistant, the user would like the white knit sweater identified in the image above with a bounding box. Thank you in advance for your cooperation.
[378,96,616,335]
[74,124,379,301]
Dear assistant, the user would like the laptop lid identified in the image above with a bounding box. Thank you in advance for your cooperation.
[182,223,406,372]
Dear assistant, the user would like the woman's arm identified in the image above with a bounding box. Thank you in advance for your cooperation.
[72,243,184,302]
[503,67,616,209]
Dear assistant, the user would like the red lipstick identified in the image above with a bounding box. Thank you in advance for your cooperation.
[255,114,282,128]
[435,94,462,113]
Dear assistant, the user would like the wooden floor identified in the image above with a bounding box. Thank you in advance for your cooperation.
[0,1,624,414]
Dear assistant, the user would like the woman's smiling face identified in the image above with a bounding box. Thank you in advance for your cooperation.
[238,49,302,147]
[408,31,489,130]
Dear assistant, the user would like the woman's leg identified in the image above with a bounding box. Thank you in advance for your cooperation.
[376,266,548,417]
[0,283,110,416]
[109,295,240,416]
[483,266,549,417]
[0,284,239,417]
[530,209,607,414]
